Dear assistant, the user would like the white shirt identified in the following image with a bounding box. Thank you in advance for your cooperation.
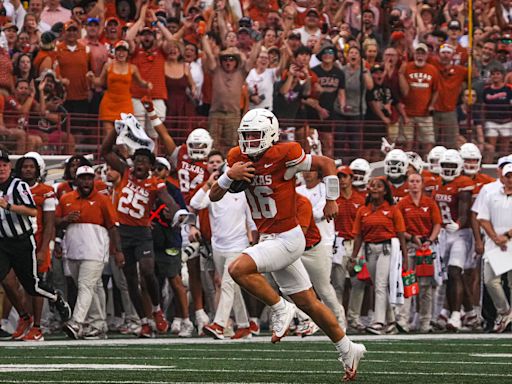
[246,67,278,110]
[296,182,335,246]
[190,188,256,253]
[472,179,502,214]
[293,26,321,46]
[189,59,204,104]
[477,186,512,253]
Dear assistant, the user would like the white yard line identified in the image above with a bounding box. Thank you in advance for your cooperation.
[0,364,174,373]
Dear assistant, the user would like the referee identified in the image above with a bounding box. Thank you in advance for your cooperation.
[0,149,71,322]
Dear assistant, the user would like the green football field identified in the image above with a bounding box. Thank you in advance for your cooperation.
[0,334,511,384]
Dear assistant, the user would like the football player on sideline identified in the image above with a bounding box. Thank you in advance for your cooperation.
[383,149,410,202]
[209,109,366,381]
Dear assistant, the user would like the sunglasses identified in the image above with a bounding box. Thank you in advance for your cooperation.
[323,49,336,55]
[221,56,236,62]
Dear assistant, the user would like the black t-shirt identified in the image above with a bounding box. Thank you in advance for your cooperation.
[366,83,398,122]
[311,65,345,112]
[273,80,308,120]
[483,85,512,123]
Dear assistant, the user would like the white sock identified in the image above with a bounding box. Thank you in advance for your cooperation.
[152,305,161,313]
[271,297,286,312]
[465,309,476,317]
[172,317,182,324]
[440,308,450,318]
[195,309,207,318]
[335,335,351,355]
[451,311,461,321]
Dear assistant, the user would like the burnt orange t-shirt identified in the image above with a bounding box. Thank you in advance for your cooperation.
[56,42,90,101]
[397,194,441,237]
[55,180,108,200]
[403,62,439,117]
[470,172,495,197]
[335,190,365,240]
[296,193,321,248]
[227,142,306,234]
[130,46,167,100]
[431,58,468,112]
[353,201,406,243]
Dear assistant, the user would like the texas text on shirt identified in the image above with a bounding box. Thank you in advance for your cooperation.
[56,188,118,262]
[169,144,209,204]
[397,194,442,237]
[227,141,307,234]
[353,201,406,243]
[0,176,36,238]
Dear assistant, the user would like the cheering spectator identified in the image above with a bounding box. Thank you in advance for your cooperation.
[21,13,41,46]
[2,23,19,56]
[33,32,59,77]
[432,44,469,148]
[399,43,439,154]
[474,40,500,98]
[445,20,468,65]
[0,94,26,153]
[457,88,487,154]
[102,17,122,49]
[89,40,152,134]
[293,8,323,46]
[40,0,72,27]
[245,46,279,111]
[27,0,51,33]
[357,9,382,48]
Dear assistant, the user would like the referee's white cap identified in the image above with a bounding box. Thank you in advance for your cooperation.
[76,165,95,177]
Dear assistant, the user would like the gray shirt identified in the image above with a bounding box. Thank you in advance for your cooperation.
[339,65,367,116]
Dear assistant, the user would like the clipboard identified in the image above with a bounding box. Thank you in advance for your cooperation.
[486,244,512,276]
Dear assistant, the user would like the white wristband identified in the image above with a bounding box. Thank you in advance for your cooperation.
[217,172,233,190]
[151,118,163,128]
[147,110,157,118]
[323,175,340,200]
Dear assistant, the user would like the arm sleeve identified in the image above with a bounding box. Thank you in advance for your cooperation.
[190,188,211,210]
[42,194,57,212]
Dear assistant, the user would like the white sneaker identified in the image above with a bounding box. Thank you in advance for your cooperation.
[195,310,210,336]
[270,299,296,343]
[178,319,194,338]
[170,318,182,335]
[493,310,512,333]
[296,320,320,337]
[339,341,366,381]
[119,321,141,336]
[446,312,462,332]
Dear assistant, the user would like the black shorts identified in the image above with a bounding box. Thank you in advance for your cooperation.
[0,235,57,300]
[118,225,155,266]
[154,249,182,278]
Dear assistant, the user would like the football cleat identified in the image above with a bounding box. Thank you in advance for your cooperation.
[339,341,366,382]
[64,321,82,340]
[434,313,448,331]
[153,310,169,334]
[493,311,512,333]
[22,326,44,342]
[178,319,194,338]
[203,323,224,340]
[446,312,462,332]
[249,319,260,336]
[231,327,252,340]
[0,327,12,341]
[139,324,153,338]
[366,323,385,335]
[54,291,72,322]
[170,318,182,335]
[12,315,34,340]
[270,299,296,343]
[119,321,141,336]
[296,320,320,337]
[83,326,107,340]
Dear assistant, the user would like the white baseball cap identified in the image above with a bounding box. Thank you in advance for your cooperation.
[503,163,512,176]
[155,157,171,170]
[497,155,512,168]
[76,165,95,177]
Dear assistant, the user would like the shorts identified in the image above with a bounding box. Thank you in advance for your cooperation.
[118,225,155,266]
[484,121,512,138]
[155,249,182,278]
[132,98,167,139]
[243,225,311,296]
[402,116,435,144]
[442,228,473,270]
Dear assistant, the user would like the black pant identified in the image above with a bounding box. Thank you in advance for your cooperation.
[0,235,57,301]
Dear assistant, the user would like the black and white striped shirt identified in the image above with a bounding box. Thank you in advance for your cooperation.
[0,176,36,239]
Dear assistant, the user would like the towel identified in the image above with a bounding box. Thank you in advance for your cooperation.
[115,113,155,154]
[389,237,404,305]
[332,235,345,265]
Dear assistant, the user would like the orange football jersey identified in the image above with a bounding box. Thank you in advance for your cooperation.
[114,168,165,227]
[469,172,495,197]
[175,144,209,204]
[31,183,56,273]
[296,193,321,248]
[432,175,474,225]
[227,142,306,234]
[388,179,409,203]
[422,170,441,193]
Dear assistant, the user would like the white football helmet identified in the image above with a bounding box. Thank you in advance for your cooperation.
[439,149,463,181]
[406,151,424,174]
[384,149,409,178]
[427,146,447,174]
[459,143,482,175]
[186,128,213,160]
[24,151,46,180]
[238,108,279,156]
[349,158,371,187]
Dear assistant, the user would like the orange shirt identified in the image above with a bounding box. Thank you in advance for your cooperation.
[56,42,90,101]
[175,144,209,204]
[353,201,406,243]
[227,142,306,234]
[114,168,166,227]
[432,175,474,225]
[335,190,365,239]
[388,179,409,203]
[31,183,56,273]
[56,189,117,229]
[422,170,441,193]
[431,59,468,112]
[469,172,495,197]
[397,194,442,237]
[403,62,439,117]
[130,46,167,99]
[296,193,321,248]
[33,50,59,77]
[55,180,108,200]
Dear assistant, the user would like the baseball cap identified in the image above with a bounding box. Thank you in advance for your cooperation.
[114,40,130,50]
[503,163,512,176]
[498,156,512,168]
[337,166,353,176]
[238,27,251,35]
[390,31,405,42]
[439,43,455,54]
[105,17,120,26]
[371,63,384,73]
[414,42,429,52]
[448,20,461,30]
[140,26,155,35]
[155,157,171,170]
[86,17,100,25]
[41,31,57,46]
[0,149,10,163]
[2,22,18,32]
[306,8,320,17]
[239,16,252,28]
[64,20,79,31]
[76,165,95,177]
[288,31,301,40]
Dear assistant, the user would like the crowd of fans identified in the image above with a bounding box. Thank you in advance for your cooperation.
[0,0,511,159]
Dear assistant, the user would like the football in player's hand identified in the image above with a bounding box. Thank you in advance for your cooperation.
[228,179,251,193]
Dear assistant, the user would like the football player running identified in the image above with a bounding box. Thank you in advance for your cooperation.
[209,109,366,381]
[432,149,474,331]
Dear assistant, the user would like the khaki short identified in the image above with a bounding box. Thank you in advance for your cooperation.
[402,116,435,144]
